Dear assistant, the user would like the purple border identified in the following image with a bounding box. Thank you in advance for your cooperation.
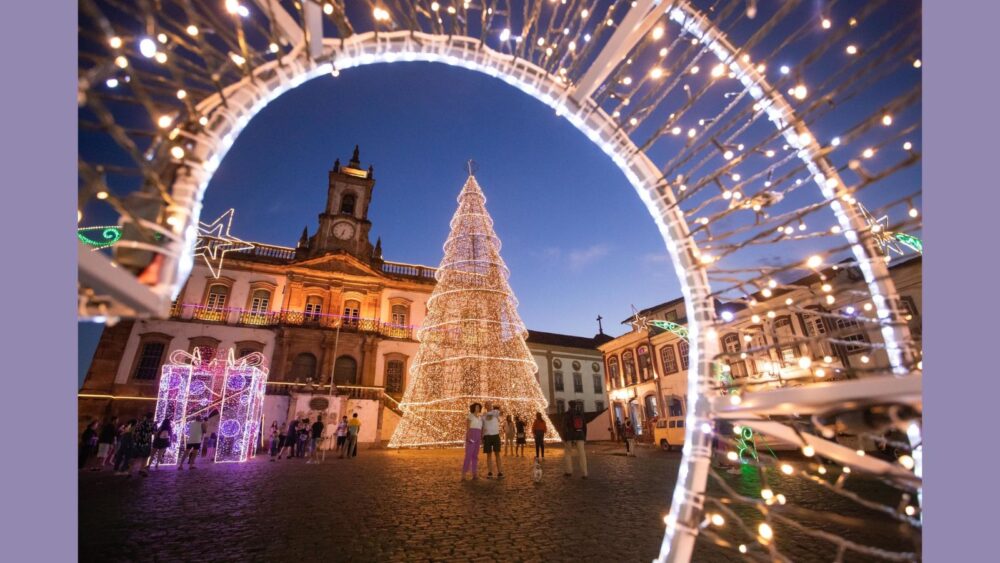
[4,1,78,559]
[924,0,998,557]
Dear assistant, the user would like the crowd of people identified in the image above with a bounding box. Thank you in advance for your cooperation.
[461,400,590,480]
[79,410,365,476]
[78,411,220,477]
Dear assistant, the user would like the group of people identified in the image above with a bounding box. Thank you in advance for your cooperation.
[79,411,220,477]
[268,413,362,462]
[462,400,589,480]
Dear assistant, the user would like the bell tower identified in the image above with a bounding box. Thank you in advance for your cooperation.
[310,145,376,260]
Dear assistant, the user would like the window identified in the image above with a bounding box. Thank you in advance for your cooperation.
[133,341,166,380]
[249,289,270,313]
[334,355,358,385]
[833,315,869,353]
[678,341,690,370]
[391,304,409,326]
[622,350,637,385]
[665,310,678,322]
[593,374,603,393]
[773,316,798,364]
[667,396,684,417]
[343,299,361,325]
[595,400,605,412]
[801,308,831,358]
[644,395,658,419]
[660,344,679,375]
[721,333,750,378]
[607,356,620,388]
[340,193,356,214]
[385,359,404,393]
[637,345,653,381]
[841,333,869,354]
[305,296,323,322]
[898,296,919,318]
[205,284,228,309]
[554,371,564,391]
[556,400,566,414]
[291,353,317,381]
[573,372,583,393]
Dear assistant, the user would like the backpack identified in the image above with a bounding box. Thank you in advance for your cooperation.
[572,415,584,432]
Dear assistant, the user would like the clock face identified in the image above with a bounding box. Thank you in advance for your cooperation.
[333,222,355,240]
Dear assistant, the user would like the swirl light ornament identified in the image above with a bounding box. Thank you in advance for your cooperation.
[79,1,921,560]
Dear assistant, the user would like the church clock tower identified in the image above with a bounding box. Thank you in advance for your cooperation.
[306,145,377,261]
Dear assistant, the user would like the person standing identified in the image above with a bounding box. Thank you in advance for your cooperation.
[562,401,589,478]
[131,412,156,477]
[183,415,206,470]
[269,421,282,461]
[113,420,135,476]
[335,416,349,455]
[503,414,515,456]
[481,402,504,479]
[79,420,99,470]
[94,416,118,470]
[279,419,298,459]
[532,412,547,459]
[307,414,324,464]
[624,420,637,457]
[150,419,173,470]
[296,418,310,458]
[462,403,483,480]
[343,413,361,458]
[514,415,527,457]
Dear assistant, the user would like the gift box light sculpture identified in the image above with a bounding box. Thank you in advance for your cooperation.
[153,348,269,464]
[389,173,560,448]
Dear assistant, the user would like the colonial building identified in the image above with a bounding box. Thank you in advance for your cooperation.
[599,256,922,444]
[80,147,610,440]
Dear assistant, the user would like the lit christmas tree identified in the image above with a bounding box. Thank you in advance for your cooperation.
[388,173,561,447]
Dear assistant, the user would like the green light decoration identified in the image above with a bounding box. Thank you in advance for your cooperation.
[77,226,122,249]
[736,426,759,464]
[649,320,689,341]
[894,232,923,254]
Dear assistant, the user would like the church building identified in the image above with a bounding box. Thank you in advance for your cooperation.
[79,147,609,442]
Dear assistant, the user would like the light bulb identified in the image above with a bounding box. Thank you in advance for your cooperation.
[727,451,739,461]
[659,47,668,57]
[723,150,734,160]
[186,25,199,36]
[823,355,833,363]
[109,36,123,49]
[802,445,815,457]
[909,207,919,218]
[806,255,822,268]
[96,190,109,200]
[898,455,915,470]
[780,463,793,475]
[431,2,440,11]
[711,64,725,78]
[761,488,774,500]
[758,523,773,541]
[798,357,812,369]
[913,59,922,68]
[814,368,825,378]
[622,76,632,85]
[792,84,808,100]
[761,288,772,298]
[860,355,870,364]
[903,141,913,150]
[139,38,157,58]
[905,505,916,516]
[157,115,173,128]
[323,3,334,15]
[818,465,827,474]
[765,149,775,157]
[831,136,841,147]
[730,395,741,405]
[882,114,893,126]
[766,310,776,319]
[739,545,747,554]
[198,116,208,126]
[115,56,128,68]
[688,128,696,138]
[751,315,761,323]
[825,295,835,305]
[822,18,831,29]
[269,43,279,53]
[671,126,681,135]
[780,65,790,74]
[710,513,725,526]
[106,78,119,88]
[862,147,875,158]
[652,26,664,40]
[649,67,664,79]
[154,52,167,64]
[701,423,712,434]
[225,0,240,14]
[846,44,858,55]
[581,9,589,18]
[499,28,510,42]
[157,33,168,44]
[170,146,186,159]
[230,53,245,66]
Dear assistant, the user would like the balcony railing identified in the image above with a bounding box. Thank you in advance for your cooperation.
[380,260,437,280]
[173,304,415,339]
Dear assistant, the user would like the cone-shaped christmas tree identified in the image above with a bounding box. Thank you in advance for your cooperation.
[388,174,561,447]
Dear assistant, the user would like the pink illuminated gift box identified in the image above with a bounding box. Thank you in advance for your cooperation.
[153,348,269,464]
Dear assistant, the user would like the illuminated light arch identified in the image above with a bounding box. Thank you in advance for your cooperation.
[79,2,921,561]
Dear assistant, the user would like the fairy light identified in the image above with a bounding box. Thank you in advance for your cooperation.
[649,68,664,79]
[154,52,168,64]
[106,78,119,88]
[913,59,922,68]
[139,37,157,58]
[230,53,246,66]
[170,146,185,159]
[814,368,825,378]
[863,147,875,158]
[818,466,827,475]
[390,174,560,448]
[269,43,279,53]
[652,26,665,40]
[802,445,815,457]
[225,0,240,14]
[909,207,919,218]
[846,44,858,55]
[109,36,123,49]
[323,3,334,15]
[903,141,913,150]
[822,18,832,29]
[905,506,916,516]
[499,28,511,42]
[739,545,748,554]
[792,84,807,99]
[780,463,794,475]
[780,65,790,74]
[157,115,173,128]
[761,488,774,500]
[758,523,774,542]
[710,513,725,526]
[882,114,893,126]
[690,65,700,74]
[899,455,915,470]
[186,25,199,36]
[176,89,187,100]
[711,64,725,78]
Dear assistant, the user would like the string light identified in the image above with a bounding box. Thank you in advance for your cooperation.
[186,25,198,36]
[792,84,807,100]
[846,44,858,55]
[390,174,560,448]
[913,59,922,68]
[157,115,173,128]
[758,523,774,541]
[154,52,168,64]
[114,55,128,68]
[108,36,122,49]
[822,18,832,29]
[176,89,187,100]
[106,78,119,88]
[862,147,875,158]
[193,208,254,278]
[780,65,790,74]
[139,38,157,58]
[882,114,893,126]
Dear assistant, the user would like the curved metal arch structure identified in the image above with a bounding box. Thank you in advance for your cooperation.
[78,1,922,560]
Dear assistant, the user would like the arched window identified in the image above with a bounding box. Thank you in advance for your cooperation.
[340,193,356,215]
[773,316,798,364]
[621,350,637,386]
[205,284,228,310]
[643,394,659,419]
[249,289,270,313]
[391,304,409,325]
[607,356,620,389]
[291,353,317,382]
[385,359,405,393]
[637,345,653,381]
[188,336,221,360]
[659,344,679,375]
[678,341,690,370]
[334,355,358,385]
[721,333,749,378]
[305,296,323,322]
[801,307,831,358]
[343,299,361,326]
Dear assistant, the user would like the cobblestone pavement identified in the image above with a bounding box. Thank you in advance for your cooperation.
[79,443,917,562]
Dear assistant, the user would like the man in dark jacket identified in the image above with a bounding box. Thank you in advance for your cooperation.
[562,401,588,478]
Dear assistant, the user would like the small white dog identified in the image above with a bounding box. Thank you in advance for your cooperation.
[532,459,543,483]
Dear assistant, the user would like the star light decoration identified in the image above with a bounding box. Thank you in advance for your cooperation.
[857,203,923,257]
[193,208,254,278]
